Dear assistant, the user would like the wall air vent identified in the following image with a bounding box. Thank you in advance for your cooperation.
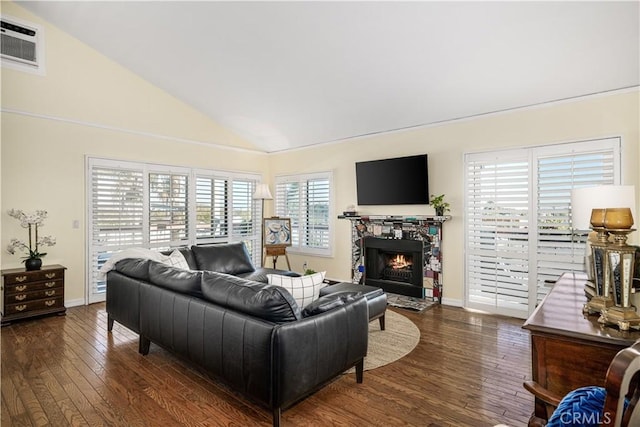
[1,15,45,75]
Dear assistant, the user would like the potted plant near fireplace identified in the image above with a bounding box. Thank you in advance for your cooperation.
[430,194,450,216]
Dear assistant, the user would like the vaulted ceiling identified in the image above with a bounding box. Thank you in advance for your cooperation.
[19,1,640,153]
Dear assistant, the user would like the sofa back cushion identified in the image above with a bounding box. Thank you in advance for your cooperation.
[114,258,151,281]
[201,271,301,323]
[191,242,255,275]
[148,261,203,297]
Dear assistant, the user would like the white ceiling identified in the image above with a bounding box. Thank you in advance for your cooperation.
[19,1,640,153]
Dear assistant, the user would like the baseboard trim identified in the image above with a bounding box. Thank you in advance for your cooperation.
[441,297,463,307]
[65,298,85,308]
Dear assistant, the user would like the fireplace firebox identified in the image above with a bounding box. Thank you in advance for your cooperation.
[364,237,424,298]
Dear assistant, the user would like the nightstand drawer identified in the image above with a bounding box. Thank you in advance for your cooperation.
[3,268,64,285]
[5,279,63,295]
[5,296,64,316]
[6,287,63,303]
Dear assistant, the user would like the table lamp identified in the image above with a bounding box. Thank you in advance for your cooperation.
[572,185,636,317]
[253,183,273,263]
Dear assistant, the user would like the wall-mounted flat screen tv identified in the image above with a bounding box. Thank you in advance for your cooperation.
[355,154,429,205]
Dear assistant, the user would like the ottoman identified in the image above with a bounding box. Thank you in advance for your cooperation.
[319,282,387,330]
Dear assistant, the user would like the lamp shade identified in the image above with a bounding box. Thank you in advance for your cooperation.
[571,185,636,231]
[253,183,273,200]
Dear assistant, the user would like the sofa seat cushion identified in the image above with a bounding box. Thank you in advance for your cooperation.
[238,268,300,283]
[191,242,255,275]
[267,271,326,309]
[148,261,203,297]
[201,271,301,323]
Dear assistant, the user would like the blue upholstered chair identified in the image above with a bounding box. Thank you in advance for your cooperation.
[524,339,640,426]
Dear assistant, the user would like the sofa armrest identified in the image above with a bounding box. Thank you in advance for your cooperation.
[271,295,369,409]
[106,270,142,333]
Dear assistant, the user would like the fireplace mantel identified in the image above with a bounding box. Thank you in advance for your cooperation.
[338,214,450,301]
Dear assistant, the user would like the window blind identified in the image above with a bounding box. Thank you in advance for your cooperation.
[535,143,616,303]
[465,138,620,318]
[466,151,531,317]
[275,172,332,256]
[149,172,189,247]
[88,165,144,301]
[88,158,260,303]
[196,176,228,240]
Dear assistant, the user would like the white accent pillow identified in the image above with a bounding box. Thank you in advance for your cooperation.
[267,271,326,308]
[98,247,170,280]
[164,250,191,270]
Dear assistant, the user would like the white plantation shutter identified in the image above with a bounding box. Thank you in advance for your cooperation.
[466,151,531,317]
[88,158,260,303]
[195,176,228,240]
[230,179,261,262]
[149,171,189,248]
[465,138,620,318]
[275,172,332,256]
[535,140,617,302]
[276,180,301,244]
[304,178,331,250]
[88,163,144,302]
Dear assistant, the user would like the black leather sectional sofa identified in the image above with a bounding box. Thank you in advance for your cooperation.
[106,243,369,426]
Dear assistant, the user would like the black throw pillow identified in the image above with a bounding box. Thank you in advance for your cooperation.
[301,292,361,318]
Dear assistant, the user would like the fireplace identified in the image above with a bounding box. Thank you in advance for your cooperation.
[364,237,424,298]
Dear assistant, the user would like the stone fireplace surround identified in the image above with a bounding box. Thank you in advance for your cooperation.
[338,215,450,301]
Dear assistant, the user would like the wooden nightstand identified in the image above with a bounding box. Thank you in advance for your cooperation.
[1,264,66,326]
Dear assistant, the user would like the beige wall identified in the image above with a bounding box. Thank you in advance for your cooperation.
[2,1,639,309]
[1,2,267,305]
[269,90,640,305]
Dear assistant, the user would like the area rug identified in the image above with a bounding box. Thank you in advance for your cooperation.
[347,309,420,372]
[386,293,437,313]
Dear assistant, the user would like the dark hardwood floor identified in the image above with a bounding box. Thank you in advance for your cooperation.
[2,303,533,426]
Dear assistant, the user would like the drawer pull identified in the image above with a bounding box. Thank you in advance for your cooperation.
[15,305,27,312]
[45,290,56,297]
[15,276,27,283]
[45,273,56,279]
[45,300,56,307]
[15,294,27,301]
[16,285,27,292]
[44,282,56,288]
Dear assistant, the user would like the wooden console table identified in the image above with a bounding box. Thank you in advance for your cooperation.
[522,271,639,423]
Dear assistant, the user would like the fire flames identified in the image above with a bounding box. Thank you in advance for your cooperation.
[388,254,412,270]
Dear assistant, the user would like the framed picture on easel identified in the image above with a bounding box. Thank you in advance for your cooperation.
[263,217,292,247]
[263,217,292,269]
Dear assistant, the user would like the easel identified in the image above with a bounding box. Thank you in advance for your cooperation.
[262,217,292,270]
[262,245,291,270]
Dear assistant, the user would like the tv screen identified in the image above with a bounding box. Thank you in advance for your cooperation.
[356,154,429,205]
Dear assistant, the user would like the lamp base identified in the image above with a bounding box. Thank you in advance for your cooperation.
[598,306,640,331]
[583,295,614,315]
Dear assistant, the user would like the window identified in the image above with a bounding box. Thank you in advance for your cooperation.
[88,158,260,303]
[464,138,620,318]
[274,172,332,256]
